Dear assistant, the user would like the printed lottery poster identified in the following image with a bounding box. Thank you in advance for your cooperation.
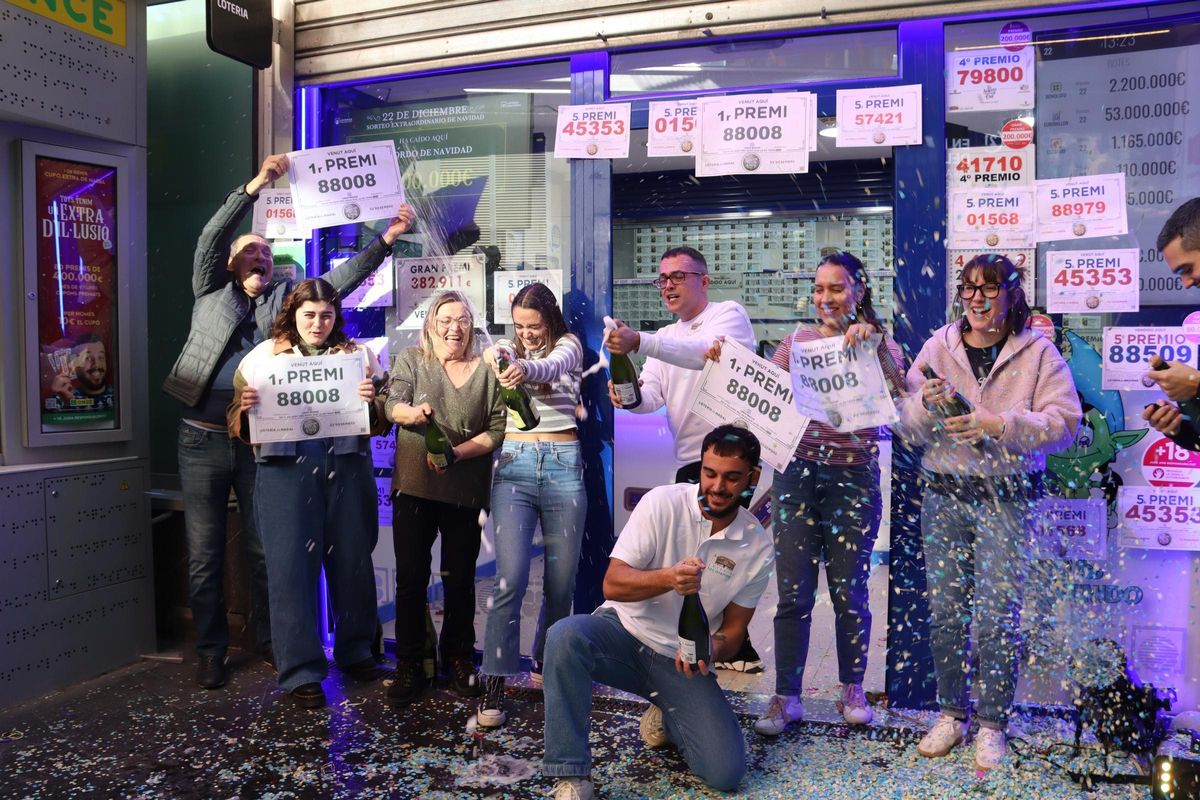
[1101,327,1199,391]
[493,270,563,324]
[395,253,487,330]
[1118,486,1200,551]
[788,333,898,432]
[34,156,120,432]
[251,188,309,240]
[696,93,812,177]
[647,100,698,158]
[554,103,632,159]
[1045,249,1139,314]
[946,46,1035,112]
[835,84,923,147]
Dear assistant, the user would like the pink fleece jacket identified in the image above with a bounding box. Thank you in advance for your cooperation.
[897,323,1081,477]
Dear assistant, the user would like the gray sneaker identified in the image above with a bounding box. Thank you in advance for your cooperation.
[549,777,594,800]
[639,703,670,748]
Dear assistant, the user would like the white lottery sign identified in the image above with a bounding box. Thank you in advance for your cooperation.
[946,250,1035,313]
[835,84,922,147]
[696,93,812,177]
[647,100,698,157]
[371,434,396,470]
[492,270,563,324]
[947,187,1035,249]
[788,333,898,432]
[1035,173,1128,242]
[1102,327,1199,391]
[1118,487,1200,551]
[326,257,394,311]
[948,146,1034,189]
[251,189,308,240]
[1033,498,1106,561]
[248,353,368,444]
[395,254,486,330]
[553,103,631,159]
[685,338,808,473]
[1046,249,1139,314]
[946,46,1034,112]
[288,142,405,232]
[375,476,393,530]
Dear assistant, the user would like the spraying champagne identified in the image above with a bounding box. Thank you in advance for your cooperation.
[604,316,642,409]
[495,339,540,431]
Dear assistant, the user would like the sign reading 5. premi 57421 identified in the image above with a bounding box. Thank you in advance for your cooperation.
[206,0,272,70]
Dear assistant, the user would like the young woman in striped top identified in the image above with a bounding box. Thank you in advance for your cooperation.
[476,282,586,728]
[752,251,905,735]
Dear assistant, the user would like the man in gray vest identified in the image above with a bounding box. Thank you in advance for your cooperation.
[164,154,414,689]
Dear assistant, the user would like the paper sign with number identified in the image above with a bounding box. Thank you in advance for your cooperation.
[1046,249,1139,313]
[947,187,1036,249]
[1035,173,1128,242]
[788,333,898,432]
[946,46,1034,112]
[685,338,808,473]
[1102,327,1199,390]
[948,146,1034,189]
[696,93,812,177]
[375,475,394,529]
[325,257,395,311]
[252,188,309,240]
[836,84,923,147]
[1033,498,1107,561]
[1118,486,1200,550]
[492,270,563,324]
[395,254,486,330]
[247,352,368,444]
[288,141,405,233]
[946,249,1035,314]
[553,103,631,159]
[647,100,699,157]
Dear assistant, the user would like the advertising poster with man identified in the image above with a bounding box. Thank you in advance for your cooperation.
[35,156,119,431]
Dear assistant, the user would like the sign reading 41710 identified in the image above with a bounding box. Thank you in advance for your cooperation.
[553,103,631,159]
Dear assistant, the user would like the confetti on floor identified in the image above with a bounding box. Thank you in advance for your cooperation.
[0,652,1161,799]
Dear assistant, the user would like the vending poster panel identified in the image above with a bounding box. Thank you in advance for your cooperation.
[19,144,137,446]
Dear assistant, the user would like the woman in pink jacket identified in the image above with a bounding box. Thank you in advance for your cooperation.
[898,254,1080,771]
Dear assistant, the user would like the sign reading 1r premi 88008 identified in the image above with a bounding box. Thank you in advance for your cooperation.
[287,142,405,234]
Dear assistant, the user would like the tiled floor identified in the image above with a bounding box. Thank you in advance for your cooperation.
[0,649,1161,799]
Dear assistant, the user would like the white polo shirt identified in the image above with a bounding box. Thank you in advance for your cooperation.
[627,300,756,467]
[600,482,775,659]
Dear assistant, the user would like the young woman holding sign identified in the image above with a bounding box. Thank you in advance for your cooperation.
[228,278,390,709]
[474,282,586,728]
[898,253,1079,770]
[715,251,905,735]
[385,291,506,708]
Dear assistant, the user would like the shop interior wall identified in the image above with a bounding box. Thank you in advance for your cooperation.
[146,0,255,483]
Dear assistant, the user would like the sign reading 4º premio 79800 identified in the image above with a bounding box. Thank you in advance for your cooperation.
[248,353,368,444]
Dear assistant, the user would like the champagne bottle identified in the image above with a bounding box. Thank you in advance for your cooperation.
[919,364,974,418]
[604,316,642,409]
[495,339,540,431]
[677,592,710,667]
[425,412,456,469]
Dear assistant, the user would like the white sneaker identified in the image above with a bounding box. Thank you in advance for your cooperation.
[753,694,804,736]
[917,714,967,758]
[839,683,874,725]
[476,674,506,728]
[549,777,594,800]
[639,703,670,748]
[974,726,1006,770]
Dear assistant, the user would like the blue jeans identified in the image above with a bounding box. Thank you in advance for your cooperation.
[177,421,271,658]
[483,440,586,676]
[921,490,1029,728]
[770,457,881,696]
[254,440,379,691]
[542,610,747,792]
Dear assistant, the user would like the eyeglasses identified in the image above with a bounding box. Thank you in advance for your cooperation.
[957,282,1003,299]
[652,270,705,289]
[435,316,473,329]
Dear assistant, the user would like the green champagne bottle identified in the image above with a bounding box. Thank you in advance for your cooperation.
[425,412,456,469]
[919,364,974,418]
[677,592,710,667]
[496,339,540,431]
[604,316,642,409]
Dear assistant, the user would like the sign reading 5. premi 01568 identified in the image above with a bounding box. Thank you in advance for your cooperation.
[206,0,272,70]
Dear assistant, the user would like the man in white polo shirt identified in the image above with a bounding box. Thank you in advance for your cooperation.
[541,425,775,800]
[606,245,764,673]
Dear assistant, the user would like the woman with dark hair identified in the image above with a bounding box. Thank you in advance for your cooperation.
[898,253,1080,770]
[228,278,390,709]
[385,291,506,708]
[475,282,585,728]
[743,250,906,735]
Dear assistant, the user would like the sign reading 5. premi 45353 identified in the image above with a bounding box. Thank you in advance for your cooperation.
[1118,487,1200,551]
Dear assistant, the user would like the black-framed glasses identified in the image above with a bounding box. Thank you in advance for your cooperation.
[957,282,1003,299]
[652,270,705,288]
